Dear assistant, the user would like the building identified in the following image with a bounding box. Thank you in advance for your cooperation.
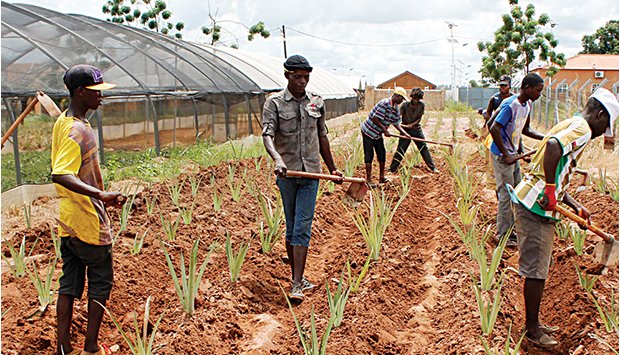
[532,54,619,94]
[376,71,437,90]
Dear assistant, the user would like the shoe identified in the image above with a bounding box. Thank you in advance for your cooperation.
[539,323,560,334]
[430,167,439,173]
[301,276,316,291]
[379,177,389,183]
[525,332,559,348]
[289,281,304,300]
[367,182,378,189]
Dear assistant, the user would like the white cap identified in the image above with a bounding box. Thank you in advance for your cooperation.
[590,88,619,137]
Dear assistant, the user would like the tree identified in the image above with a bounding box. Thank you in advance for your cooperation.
[477,0,566,82]
[103,0,185,39]
[580,20,619,55]
[102,0,270,47]
[469,80,480,87]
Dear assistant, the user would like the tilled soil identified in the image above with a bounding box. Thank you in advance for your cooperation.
[2,123,618,354]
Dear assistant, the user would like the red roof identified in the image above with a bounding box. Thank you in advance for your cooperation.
[563,54,619,70]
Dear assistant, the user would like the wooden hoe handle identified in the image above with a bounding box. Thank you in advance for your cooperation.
[1,91,61,148]
[554,204,615,243]
[285,170,366,184]
[390,133,454,148]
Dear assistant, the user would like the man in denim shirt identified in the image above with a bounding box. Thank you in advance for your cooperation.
[262,55,343,300]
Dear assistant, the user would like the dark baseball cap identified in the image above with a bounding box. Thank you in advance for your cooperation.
[499,75,511,86]
[63,64,116,91]
[284,55,313,72]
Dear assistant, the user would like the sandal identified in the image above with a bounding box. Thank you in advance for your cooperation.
[81,344,113,355]
[525,332,559,348]
[367,182,378,189]
[379,177,389,183]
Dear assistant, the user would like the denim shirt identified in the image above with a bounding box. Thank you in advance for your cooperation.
[262,88,327,173]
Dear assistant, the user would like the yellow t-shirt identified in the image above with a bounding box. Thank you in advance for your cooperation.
[51,111,112,245]
[512,115,592,220]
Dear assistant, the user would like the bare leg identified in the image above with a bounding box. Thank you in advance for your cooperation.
[292,246,308,284]
[83,298,106,353]
[56,294,75,355]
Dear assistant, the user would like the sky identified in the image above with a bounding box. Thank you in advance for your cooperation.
[12,0,620,87]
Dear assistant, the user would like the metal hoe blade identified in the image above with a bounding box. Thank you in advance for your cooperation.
[343,182,368,208]
[593,239,619,267]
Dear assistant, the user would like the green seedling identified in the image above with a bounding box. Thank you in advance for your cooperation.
[589,288,618,333]
[210,175,222,212]
[50,226,61,259]
[145,196,157,215]
[225,232,251,283]
[470,226,511,291]
[161,239,216,316]
[575,264,598,293]
[346,254,372,293]
[160,213,181,241]
[98,296,165,355]
[479,321,526,355]
[129,228,150,255]
[166,178,184,207]
[2,236,38,277]
[189,175,202,198]
[327,267,351,328]
[26,257,58,313]
[23,203,32,229]
[473,281,504,335]
[570,226,587,256]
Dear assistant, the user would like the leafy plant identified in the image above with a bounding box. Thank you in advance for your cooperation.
[570,226,587,256]
[179,202,195,225]
[129,228,150,255]
[479,321,526,355]
[254,190,284,253]
[470,227,511,291]
[99,295,165,355]
[160,213,180,241]
[554,222,571,241]
[116,191,138,242]
[50,226,61,259]
[225,232,251,283]
[282,287,334,355]
[145,196,157,215]
[189,175,202,199]
[210,175,222,212]
[575,264,598,293]
[166,178,184,207]
[326,267,351,328]
[1,236,38,277]
[26,257,58,312]
[589,288,619,333]
[227,164,246,203]
[457,198,479,226]
[346,254,372,294]
[351,189,405,260]
[161,239,215,316]
[473,281,504,335]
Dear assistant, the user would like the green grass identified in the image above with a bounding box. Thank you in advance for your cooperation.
[2,138,268,192]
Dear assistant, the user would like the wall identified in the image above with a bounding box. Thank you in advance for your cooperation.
[364,86,445,111]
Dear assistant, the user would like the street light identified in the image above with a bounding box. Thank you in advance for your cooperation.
[446,21,458,91]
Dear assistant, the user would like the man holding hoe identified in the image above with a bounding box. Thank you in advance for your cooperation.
[510,88,618,348]
[489,73,545,247]
[262,55,343,301]
[52,65,123,355]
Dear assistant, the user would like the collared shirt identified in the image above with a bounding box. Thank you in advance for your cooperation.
[51,111,112,245]
[511,115,592,220]
[361,98,402,140]
[490,95,532,156]
[400,100,424,130]
[262,88,327,173]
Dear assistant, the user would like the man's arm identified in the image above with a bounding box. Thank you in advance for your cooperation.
[483,96,495,121]
[489,121,516,164]
[262,135,287,177]
[370,115,390,136]
[522,114,544,140]
[538,138,562,211]
[52,174,122,205]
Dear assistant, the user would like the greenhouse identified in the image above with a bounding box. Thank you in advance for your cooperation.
[1,1,357,190]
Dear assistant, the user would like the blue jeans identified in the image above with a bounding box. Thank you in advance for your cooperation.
[276,177,319,247]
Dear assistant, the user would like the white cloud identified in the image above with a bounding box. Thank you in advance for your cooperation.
[12,0,620,86]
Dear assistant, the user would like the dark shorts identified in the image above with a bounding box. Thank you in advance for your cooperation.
[362,132,386,164]
[59,237,114,301]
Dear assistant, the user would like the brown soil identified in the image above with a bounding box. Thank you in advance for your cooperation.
[2,117,618,354]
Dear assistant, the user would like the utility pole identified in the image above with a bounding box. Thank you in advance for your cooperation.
[446,21,458,91]
[281,25,287,59]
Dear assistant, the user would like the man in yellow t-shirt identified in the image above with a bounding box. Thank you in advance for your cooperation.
[52,64,122,355]
[510,88,618,348]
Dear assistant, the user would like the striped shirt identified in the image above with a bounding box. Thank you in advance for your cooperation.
[490,95,532,156]
[51,111,112,245]
[512,115,592,220]
[361,98,402,140]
